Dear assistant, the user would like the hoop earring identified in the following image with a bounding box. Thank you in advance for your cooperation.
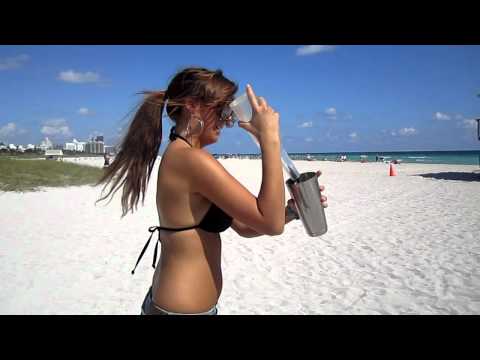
[189,115,203,135]
[185,120,191,138]
[194,116,204,133]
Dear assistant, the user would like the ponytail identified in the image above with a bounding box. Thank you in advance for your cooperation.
[96,67,238,217]
[96,90,166,217]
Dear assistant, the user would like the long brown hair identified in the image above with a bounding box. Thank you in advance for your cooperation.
[96,67,238,216]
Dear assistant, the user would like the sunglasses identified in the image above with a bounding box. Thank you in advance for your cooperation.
[217,105,238,128]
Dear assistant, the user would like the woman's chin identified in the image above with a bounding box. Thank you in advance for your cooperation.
[212,130,221,140]
[201,133,220,146]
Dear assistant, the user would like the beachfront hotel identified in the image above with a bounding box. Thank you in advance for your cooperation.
[63,136,109,154]
[64,138,86,152]
[84,136,105,154]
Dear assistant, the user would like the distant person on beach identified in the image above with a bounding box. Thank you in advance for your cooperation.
[96,67,328,315]
[103,153,110,167]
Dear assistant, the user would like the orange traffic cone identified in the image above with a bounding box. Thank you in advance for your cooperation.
[389,163,397,176]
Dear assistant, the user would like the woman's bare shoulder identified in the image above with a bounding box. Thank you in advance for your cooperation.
[183,148,223,170]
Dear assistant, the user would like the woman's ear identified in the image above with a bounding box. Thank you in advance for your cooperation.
[184,99,201,115]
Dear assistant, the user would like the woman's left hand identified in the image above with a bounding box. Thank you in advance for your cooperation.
[286,170,327,222]
[316,170,328,208]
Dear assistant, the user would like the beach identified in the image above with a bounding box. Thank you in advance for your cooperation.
[1,157,479,314]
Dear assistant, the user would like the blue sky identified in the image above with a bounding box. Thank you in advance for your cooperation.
[1,45,479,154]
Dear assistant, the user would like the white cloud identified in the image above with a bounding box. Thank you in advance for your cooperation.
[325,107,337,116]
[399,127,418,136]
[0,122,16,138]
[296,45,336,56]
[305,137,314,142]
[349,132,358,139]
[434,112,451,121]
[78,107,91,115]
[41,118,72,137]
[391,131,397,136]
[298,121,313,128]
[455,114,464,120]
[0,54,30,71]
[58,70,100,84]
[462,119,477,129]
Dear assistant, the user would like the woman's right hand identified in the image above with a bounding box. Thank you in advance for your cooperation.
[238,84,280,143]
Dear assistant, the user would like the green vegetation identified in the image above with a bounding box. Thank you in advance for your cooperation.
[0,151,105,159]
[0,158,104,192]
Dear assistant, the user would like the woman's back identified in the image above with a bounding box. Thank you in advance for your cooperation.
[152,140,223,312]
[156,141,210,229]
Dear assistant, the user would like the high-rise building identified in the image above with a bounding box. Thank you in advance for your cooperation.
[84,138,105,154]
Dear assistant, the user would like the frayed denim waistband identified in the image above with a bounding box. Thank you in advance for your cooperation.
[141,287,218,315]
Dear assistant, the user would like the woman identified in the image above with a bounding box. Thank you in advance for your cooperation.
[97,67,327,315]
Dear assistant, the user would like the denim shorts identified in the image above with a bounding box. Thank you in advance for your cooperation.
[140,287,218,315]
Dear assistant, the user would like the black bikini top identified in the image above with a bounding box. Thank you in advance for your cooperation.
[130,127,233,274]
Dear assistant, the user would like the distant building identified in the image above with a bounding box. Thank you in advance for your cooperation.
[85,137,105,154]
[39,137,53,152]
[26,144,36,151]
[64,142,76,151]
[95,135,104,142]
[104,145,116,155]
[8,144,17,151]
[64,138,86,152]
[76,142,86,152]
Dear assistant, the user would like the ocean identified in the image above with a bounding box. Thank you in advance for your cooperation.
[215,150,480,165]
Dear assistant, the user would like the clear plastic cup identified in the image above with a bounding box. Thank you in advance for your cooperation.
[229,92,258,148]
[229,93,253,123]
[230,92,301,180]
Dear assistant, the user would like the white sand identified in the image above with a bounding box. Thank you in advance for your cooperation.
[1,157,479,314]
